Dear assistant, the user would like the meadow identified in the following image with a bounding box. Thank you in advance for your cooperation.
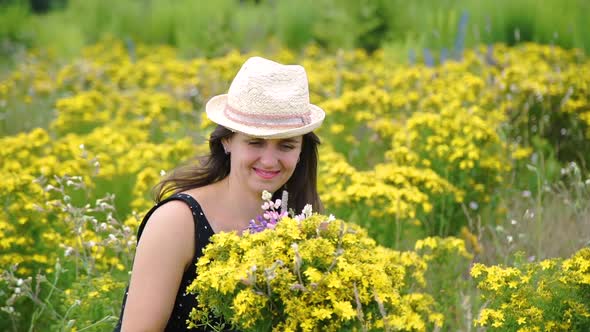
[1,36,590,330]
[2,0,590,63]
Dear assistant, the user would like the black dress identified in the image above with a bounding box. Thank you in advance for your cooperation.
[113,193,229,331]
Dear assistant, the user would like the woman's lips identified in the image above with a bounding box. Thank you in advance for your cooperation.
[254,168,280,179]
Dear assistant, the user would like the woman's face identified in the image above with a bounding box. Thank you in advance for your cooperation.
[224,133,302,196]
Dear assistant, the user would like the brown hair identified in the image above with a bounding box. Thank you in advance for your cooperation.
[153,125,323,214]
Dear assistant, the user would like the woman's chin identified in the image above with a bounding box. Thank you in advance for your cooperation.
[250,180,284,195]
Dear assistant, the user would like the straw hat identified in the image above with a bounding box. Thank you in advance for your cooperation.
[206,56,325,139]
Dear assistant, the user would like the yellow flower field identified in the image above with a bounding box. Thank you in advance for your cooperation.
[1,39,589,330]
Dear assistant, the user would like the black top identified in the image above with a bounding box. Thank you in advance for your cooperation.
[113,193,226,331]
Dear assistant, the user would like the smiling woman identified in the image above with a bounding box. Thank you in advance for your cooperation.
[224,134,302,196]
[113,56,325,331]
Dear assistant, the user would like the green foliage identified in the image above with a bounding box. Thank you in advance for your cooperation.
[464,0,590,49]
[414,237,477,329]
[0,1,33,49]
[2,0,590,60]
[471,248,590,331]
[53,273,126,331]
[478,159,590,266]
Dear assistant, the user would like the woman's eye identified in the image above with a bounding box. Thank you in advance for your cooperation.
[248,141,262,146]
[281,145,295,150]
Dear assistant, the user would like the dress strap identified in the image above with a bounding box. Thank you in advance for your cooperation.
[136,193,203,243]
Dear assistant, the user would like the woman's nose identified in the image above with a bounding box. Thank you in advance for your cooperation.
[259,146,279,167]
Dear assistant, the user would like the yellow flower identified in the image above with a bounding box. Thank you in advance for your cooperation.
[332,301,356,320]
[189,216,438,330]
[470,263,486,278]
[540,259,555,270]
[312,307,333,320]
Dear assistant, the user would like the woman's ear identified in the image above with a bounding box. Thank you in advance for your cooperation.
[221,137,231,155]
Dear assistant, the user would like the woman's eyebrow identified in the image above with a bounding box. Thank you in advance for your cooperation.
[280,138,301,144]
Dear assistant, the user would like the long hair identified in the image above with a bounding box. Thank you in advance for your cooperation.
[273,131,323,214]
[153,125,323,214]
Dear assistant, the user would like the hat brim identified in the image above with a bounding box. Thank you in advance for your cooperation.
[205,94,325,139]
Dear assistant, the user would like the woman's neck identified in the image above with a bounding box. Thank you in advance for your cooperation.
[213,177,263,231]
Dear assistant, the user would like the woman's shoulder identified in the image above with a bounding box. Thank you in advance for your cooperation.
[124,198,197,279]
[180,183,221,210]
[140,199,195,244]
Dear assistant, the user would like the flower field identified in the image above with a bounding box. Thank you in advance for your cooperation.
[1,39,589,331]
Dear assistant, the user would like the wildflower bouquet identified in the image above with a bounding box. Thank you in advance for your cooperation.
[187,192,443,331]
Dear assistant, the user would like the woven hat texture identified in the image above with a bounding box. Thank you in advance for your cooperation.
[206,56,325,139]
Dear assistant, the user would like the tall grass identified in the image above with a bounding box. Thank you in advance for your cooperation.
[473,159,590,265]
[464,0,589,48]
[1,0,588,61]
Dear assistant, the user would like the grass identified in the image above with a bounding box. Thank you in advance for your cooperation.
[472,159,590,266]
[1,0,589,63]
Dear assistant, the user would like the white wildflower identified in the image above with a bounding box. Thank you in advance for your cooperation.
[273,199,282,209]
[261,190,272,201]
[281,190,289,212]
[302,204,313,218]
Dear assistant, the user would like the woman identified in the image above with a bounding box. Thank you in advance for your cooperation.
[114,56,325,331]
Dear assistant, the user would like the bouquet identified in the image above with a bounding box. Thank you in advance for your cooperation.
[187,191,443,331]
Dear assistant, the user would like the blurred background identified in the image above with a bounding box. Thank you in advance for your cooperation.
[1,0,589,63]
